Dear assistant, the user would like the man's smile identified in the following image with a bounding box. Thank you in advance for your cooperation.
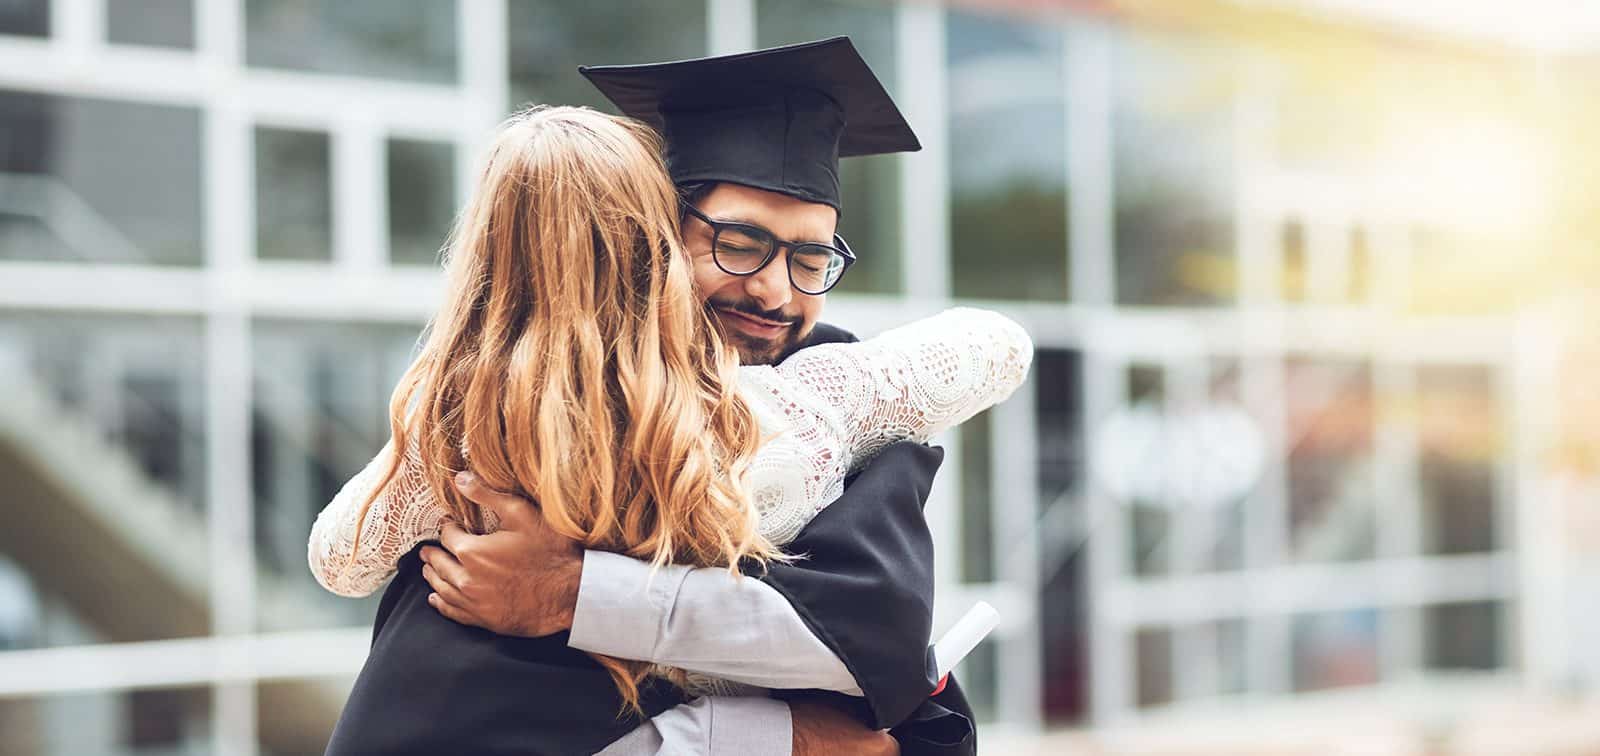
[715,306,793,340]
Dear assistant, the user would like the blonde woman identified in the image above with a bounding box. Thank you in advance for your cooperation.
[310,105,1029,753]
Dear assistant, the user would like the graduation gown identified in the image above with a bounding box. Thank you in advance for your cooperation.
[323,324,976,755]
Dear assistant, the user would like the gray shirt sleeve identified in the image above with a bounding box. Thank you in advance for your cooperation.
[568,550,861,693]
[594,696,792,756]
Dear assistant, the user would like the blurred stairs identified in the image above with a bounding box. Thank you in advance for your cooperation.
[0,371,351,754]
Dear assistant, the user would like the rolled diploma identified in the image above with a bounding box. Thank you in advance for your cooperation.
[933,601,999,679]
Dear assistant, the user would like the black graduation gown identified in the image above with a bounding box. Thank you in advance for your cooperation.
[323,323,977,755]
[323,544,683,756]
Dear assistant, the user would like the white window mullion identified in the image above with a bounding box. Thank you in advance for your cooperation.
[332,117,387,273]
[1510,312,1561,685]
[1085,351,1131,721]
[992,373,1043,730]
[52,0,102,64]
[199,2,258,752]
[457,0,509,209]
[897,3,949,302]
[1065,18,1114,308]
[708,0,755,56]
[1373,358,1421,679]
[1242,349,1291,695]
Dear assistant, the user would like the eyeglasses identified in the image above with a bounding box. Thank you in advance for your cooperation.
[681,203,855,295]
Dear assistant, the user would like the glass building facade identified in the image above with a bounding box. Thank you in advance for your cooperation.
[2,1,1596,753]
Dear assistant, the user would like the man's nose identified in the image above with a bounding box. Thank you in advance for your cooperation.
[743,254,793,311]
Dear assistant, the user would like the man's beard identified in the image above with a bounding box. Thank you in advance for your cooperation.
[704,297,808,366]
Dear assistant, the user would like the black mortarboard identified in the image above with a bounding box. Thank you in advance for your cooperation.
[579,36,920,211]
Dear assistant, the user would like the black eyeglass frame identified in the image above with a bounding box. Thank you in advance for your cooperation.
[680,202,856,295]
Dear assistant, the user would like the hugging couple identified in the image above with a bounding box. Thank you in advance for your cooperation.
[308,37,1032,756]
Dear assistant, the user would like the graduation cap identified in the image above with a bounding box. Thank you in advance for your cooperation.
[579,36,920,212]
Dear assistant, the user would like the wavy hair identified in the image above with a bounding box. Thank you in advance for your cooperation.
[352,106,774,711]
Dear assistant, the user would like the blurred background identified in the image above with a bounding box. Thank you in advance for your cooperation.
[3,0,1600,753]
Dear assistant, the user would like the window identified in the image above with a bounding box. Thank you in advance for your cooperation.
[1418,365,1500,555]
[0,91,203,265]
[387,137,456,266]
[246,0,457,84]
[254,126,332,262]
[947,11,1068,301]
[758,0,901,294]
[1285,358,1376,563]
[1112,29,1236,307]
[252,320,421,631]
[507,0,705,112]
[107,0,194,49]
[1123,363,1169,576]
[0,0,47,37]
[1425,601,1501,670]
[960,411,994,583]
[0,686,211,753]
[1291,609,1379,692]
[0,312,208,647]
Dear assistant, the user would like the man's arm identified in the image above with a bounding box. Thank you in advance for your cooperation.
[598,697,898,756]
[425,443,953,729]
[568,551,858,692]
[418,474,858,691]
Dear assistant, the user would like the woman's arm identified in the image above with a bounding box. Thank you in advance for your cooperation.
[307,439,450,597]
[774,307,1033,471]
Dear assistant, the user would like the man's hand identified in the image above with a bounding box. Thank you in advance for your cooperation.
[790,701,899,756]
[418,471,584,637]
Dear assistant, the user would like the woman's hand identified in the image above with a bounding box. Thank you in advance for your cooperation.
[418,472,583,637]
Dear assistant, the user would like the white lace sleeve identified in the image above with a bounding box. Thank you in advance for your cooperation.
[739,307,1033,543]
[306,439,451,598]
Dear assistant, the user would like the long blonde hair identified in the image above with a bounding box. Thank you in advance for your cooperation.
[356,106,775,710]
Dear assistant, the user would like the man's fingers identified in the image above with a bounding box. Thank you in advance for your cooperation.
[454,471,541,532]
[428,592,479,627]
[439,521,476,556]
[422,563,471,605]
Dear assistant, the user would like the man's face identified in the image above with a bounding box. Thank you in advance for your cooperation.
[682,183,837,365]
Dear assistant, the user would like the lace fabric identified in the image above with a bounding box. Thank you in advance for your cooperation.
[307,307,1033,597]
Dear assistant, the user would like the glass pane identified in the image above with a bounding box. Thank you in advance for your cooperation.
[1112,29,1236,306]
[1166,620,1248,701]
[1123,363,1169,577]
[0,685,211,754]
[1425,600,1501,671]
[1291,609,1379,692]
[1042,547,1086,723]
[1199,358,1250,572]
[1285,358,1376,562]
[947,10,1068,301]
[959,411,993,583]
[252,320,422,631]
[258,678,355,754]
[956,638,998,723]
[758,0,901,295]
[0,90,203,265]
[246,0,457,83]
[1037,349,1086,722]
[1281,219,1307,302]
[507,0,705,112]
[387,137,456,266]
[1418,365,1500,555]
[1216,618,1248,695]
[1348,227,1371,302]
[255,126,332,262]
[0,0,47,36]
[1037,349,1082,535]
[1134,626,1172,707]
[107,0,194,49]
[0,313,209,648]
